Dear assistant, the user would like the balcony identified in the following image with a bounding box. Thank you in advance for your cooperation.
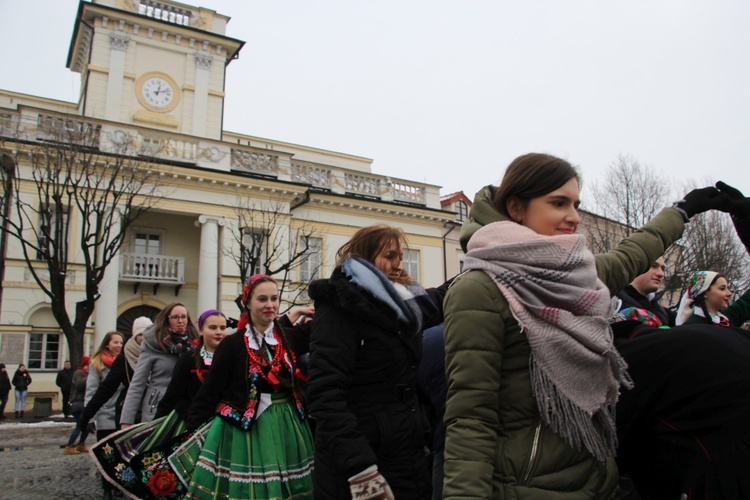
[119,252,185,295]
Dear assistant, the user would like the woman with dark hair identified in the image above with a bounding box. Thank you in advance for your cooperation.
[307,224,449,499]
[441,153,737,498]
[120,303,199,426]
[183,276,315,499]
[675,271,750,327]
[11,363,31,418]
[63,356,91,455]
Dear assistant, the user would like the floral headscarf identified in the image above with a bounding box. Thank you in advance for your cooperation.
[236,275,276,331]
[676,271,722,326]
[611,307,664,328]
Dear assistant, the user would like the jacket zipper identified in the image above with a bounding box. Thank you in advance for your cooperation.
[522,421,543,483]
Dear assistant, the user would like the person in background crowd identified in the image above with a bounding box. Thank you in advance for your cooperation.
[0,364,10,419]
[12,363,31,419]
[442,153,740,498]
[617,257,674,326]
[78,317,153,432]
[185,275,315,499]
[63,356,91,455]
[307,225,449,499]
[120,303,199,427]
[56,360,75,419]
[86,331,125,499]
[417,323,448,500]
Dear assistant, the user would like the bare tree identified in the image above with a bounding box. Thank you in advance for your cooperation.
[224,196,322,314]
[582,154,671,253]
[0,115,165,367]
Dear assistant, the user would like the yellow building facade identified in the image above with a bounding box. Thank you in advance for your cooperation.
[0,0,453,411]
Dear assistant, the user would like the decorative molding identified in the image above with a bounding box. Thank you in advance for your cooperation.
[109,32,131,52]
[197,146,227,163]
[195,52,213,70]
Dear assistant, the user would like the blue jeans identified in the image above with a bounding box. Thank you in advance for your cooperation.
[14,390,27,412]
[66,403,89,446]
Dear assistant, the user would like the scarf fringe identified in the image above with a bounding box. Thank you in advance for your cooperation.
[531,359,616,462]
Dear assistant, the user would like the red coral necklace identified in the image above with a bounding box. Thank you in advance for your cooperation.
[244,325,286,387]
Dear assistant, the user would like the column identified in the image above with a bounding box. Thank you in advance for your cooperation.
[192,52,213,137]
[105,32,130,121]
[94,208,121,345]
[196,215,224,314]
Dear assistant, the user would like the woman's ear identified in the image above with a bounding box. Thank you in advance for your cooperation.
[506,197,523,223]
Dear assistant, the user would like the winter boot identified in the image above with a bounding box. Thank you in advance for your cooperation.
[20,411,24,418]
[63,445,80,455]
[76,443,89,453]
[14,411,18,418]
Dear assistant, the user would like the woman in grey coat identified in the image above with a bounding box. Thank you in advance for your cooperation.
[120,303,199,427]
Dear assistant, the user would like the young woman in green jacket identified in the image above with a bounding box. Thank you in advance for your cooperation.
[442,153,738,499]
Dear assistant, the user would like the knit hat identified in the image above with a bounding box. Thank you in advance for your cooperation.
[78,356,91,370]
[0,363,5,369]
[132,316,153,337]
[676,271,721,326]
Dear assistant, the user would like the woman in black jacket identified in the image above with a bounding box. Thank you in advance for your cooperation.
[12,364,31,418]
[307,224,448,499]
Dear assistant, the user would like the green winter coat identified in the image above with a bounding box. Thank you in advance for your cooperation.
[442,185,685,499]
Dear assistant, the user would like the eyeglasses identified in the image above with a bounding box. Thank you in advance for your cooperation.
[169,315,188,321]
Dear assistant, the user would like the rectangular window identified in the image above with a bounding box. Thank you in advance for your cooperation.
[456,200,469,222]
[134,231,161,255]
[403,248,420,282]
[299,237,322,282]
[28,332,61,370]
[37,205,69,260]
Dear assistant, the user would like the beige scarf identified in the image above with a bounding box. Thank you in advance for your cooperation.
[464,221,632,462]
[123,335,141,374]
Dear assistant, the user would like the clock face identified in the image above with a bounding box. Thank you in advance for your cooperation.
[141,77,174,109]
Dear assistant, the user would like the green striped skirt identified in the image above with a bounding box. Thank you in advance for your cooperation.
[179,394,314,499]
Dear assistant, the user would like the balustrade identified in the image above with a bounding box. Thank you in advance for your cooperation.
[120,252,185,284]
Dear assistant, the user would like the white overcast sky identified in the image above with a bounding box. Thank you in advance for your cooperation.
[1,0,749,206]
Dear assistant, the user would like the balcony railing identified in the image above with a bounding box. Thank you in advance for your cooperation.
[119,253,185,284]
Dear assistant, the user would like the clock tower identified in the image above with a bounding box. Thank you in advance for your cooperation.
[66,0,244,140]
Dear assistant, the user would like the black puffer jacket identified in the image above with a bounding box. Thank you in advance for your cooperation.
[617,324,750,498]
[307,268,447,499]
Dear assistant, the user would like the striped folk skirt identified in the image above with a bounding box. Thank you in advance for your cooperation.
[179,394,314,499]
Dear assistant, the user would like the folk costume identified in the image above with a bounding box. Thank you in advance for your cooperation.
[90,311,224,500]
[183,276,313,500]
[307,257,446,499]
[676,270,750,327]
[442,185,686,499]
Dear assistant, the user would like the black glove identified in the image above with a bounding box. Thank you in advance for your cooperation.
[716,181,750,253]
[672,186,732,221]
[716,181,750,218]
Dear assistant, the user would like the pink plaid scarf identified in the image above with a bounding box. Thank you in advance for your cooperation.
[464,221,632,462]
